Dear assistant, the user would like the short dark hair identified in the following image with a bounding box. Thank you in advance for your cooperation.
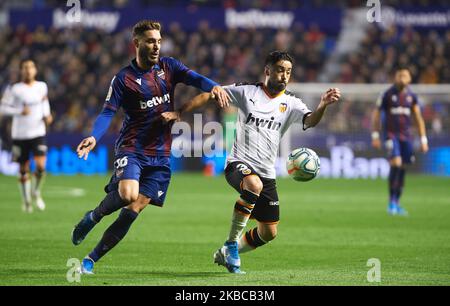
[265,51,294,67]
[395,66,411,73]
[20,59,35,69]
[132,20,161,38]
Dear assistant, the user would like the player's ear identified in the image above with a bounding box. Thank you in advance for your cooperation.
[133,37,140,49]
[264,66,270,76]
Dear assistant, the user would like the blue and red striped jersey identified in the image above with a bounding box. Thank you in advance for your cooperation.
[377,85,419,141]
[93,57,217,156]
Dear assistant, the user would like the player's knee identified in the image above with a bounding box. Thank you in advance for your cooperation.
[259,225,278,242]
[127,196,150,213]
[243,176,263,195]
[18,170,29,182]
[390,158,402,168]
[35,168,45,176]
[19,163,30,174]
[118,188,139,204]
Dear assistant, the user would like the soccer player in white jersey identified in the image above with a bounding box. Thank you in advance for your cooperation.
[0,60,53,212]
[178,51,340,273]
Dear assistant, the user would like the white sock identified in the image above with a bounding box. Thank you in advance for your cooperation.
[238,235,256,254]
[33,171,45,197]
[227,197,257,242]
[227,210,251,242]
[19,178,32,205]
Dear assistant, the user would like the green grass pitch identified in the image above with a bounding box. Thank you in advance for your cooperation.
[0,173,449,286]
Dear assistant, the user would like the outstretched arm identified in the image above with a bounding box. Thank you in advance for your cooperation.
[412,104,428,153]
[161,92,215,123]
[77,107,116,160]
[184,71,230,108]
[179,92,212,114]
[304,88,341,128]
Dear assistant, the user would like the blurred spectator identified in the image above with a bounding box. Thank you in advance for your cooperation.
[0,22,330,136]
[0,2,449,140]
[335,25,450,84]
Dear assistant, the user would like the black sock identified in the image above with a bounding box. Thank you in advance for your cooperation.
[389,167,401,203]
[89,208,138,262]
[92,190,127,223]
[34,169,45,195]
[244,227,267,249]
[397,168,406,201]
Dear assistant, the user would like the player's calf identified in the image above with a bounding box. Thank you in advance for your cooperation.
[18,170,32,213]
[90,181,138,223]
[239,223,278,253]
[228,189,259,242]
[126,194,151,213]
[32,168,46,211]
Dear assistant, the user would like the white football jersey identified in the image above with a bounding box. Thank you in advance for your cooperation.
[0,81,51,140]
[224,83,312,179]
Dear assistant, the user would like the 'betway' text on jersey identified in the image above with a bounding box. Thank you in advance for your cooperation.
[139,93,171,109]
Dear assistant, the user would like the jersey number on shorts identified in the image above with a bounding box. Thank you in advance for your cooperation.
[114,156,128,169]
[237,163,252,175]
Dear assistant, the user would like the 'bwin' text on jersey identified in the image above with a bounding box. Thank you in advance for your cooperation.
[245,113,282,131]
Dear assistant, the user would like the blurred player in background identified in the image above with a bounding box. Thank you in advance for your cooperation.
[71,20,229,274]
[372,68,429,216]
[180,51,340,273]
[0,60,53,213]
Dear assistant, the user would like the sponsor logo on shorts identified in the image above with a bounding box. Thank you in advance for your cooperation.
[116,168,124,178]
[269,201,279,206]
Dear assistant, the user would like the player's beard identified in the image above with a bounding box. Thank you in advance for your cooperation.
[267,79,287,93]
[138,48,158,68]
[395,82,407,91]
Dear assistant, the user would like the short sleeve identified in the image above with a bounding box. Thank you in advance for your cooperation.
[104,75,124,111]
[412,93,420,106]
[376,91,387,110]
[290,96,312,128]
[42,84,51,117]
[223,83,247,109]
[0,85,23,116]
[1,85,15,105]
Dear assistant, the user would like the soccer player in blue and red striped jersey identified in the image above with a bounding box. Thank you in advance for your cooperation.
[71,20,229,274]
[372,68,428,216]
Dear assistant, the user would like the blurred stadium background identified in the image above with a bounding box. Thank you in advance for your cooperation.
[0,0,450,287]
[0,0,449,178]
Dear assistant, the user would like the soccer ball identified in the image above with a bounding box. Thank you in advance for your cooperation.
[286,148,320,182]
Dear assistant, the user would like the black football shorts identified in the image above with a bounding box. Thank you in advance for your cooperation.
[12,136,47,163]
[225,161,280,223]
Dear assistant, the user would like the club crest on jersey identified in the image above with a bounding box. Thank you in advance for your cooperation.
[157,70,165,80]
[279,103,287,113]
[106,76,116,101]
